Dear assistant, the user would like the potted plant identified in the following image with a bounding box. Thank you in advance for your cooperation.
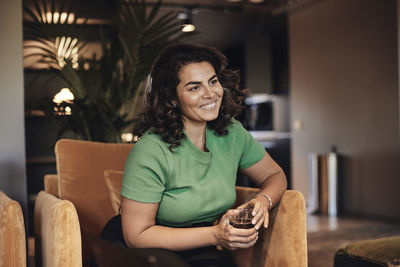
[24,0,184,142]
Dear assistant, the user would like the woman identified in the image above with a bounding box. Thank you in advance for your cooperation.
[120,43,287,266]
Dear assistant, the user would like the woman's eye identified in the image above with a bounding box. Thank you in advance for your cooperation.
[189,85,200,91]
[210,79,218,85]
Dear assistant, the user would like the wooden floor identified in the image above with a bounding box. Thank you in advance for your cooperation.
[29,214,400,267]
[307,214,400,267]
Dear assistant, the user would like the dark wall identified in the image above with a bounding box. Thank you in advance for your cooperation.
[0,0,28,228]
[289,0,400,220]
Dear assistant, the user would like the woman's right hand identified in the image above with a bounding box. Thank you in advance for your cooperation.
[213,209,259,250]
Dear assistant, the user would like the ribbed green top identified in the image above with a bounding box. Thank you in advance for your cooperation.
[121,120,265,227]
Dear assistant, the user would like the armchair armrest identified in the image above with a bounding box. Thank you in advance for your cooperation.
[233,189,307,267]
[0,190,26,267]
[44,174,59,197]
[34,191,82,267]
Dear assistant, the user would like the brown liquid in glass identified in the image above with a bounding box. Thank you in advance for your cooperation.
[231,221,253,229]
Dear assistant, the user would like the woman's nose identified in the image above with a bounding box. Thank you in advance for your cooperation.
[203,85,215,98]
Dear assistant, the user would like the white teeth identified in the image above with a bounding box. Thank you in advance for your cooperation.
[201,102,216,110]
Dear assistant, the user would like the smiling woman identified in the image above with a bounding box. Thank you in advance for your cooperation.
[98,43,288,267]
[175,61,224,148]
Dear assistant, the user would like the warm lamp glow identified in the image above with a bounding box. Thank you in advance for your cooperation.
[45,12,75,24]
[55,36,79,69]
[64,106,72,115]
[121,133,133,143]
[182,23,196,32]
[178,9,196,33]
[53,88,74,104]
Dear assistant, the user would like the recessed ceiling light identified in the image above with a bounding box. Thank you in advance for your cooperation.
[248,0,264,3]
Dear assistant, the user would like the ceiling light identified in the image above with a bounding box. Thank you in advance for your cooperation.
[182,21,196,32]
[248,0,264,3]
[178,9,196,33]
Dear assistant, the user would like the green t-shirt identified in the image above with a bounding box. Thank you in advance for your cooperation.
[121,120,265,227]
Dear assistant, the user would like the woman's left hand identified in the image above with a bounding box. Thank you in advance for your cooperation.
[237,196,270,230]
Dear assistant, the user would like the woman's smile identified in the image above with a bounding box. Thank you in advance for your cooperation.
[200,100,217,110]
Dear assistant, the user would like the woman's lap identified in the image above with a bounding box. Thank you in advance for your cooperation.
[92,215,236,267]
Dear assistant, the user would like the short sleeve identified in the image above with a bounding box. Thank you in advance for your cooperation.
[121,136,168,203]
[232,121,266,169]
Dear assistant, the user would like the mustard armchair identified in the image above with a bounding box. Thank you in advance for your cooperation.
[0,190,26,267]
[35,139,307,267]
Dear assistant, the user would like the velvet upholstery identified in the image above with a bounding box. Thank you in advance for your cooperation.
[54,139,133,263]
[104,170,124,216]
[334,236,400,267]
[44,174,59,198]
[0,190,26,267]
[103,169,308,267]
[34,191,82,267]
[55,139,133,236]
[43,139,307,267]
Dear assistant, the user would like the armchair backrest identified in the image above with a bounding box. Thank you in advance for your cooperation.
[55,139,133,237]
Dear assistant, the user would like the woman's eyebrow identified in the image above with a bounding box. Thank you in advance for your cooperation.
[184,74,217,87]
[208,74,217,82]
[184,81,201,87]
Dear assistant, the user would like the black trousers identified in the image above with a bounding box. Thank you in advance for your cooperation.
[91,215,237,267]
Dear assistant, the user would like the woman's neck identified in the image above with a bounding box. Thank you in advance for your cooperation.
[184,123,207,151]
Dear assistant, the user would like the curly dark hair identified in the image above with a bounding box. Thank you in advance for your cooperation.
[134,43,248,150]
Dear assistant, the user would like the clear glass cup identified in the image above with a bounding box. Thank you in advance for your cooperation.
[229,208,254,229]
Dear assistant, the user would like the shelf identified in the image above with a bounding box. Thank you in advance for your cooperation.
[26,157,56,164]
[249,131,291,141]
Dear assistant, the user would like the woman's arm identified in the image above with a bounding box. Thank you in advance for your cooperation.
[239,152,287,230]
[121,196,258,251]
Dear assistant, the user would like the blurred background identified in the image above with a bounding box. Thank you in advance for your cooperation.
[1,0,400,265]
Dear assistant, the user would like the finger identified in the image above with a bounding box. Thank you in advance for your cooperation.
[251,206,263,222]
[254,215,264,230]
[226,230,258,244]
[250,200,261,216]
[221,209,239,224]
[252,207,266,229]
[229,234,259,249]
[224,209,239,217]
[229,227,257,237]
[237,200,254,210]
[264,210,269,228]
[228,231,258,245]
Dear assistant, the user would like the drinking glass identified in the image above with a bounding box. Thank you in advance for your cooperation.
[229,208,254,229]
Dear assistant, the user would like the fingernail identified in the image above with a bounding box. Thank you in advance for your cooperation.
[252,219,256,224]
[255,225,259,230]
[265,224,268,228]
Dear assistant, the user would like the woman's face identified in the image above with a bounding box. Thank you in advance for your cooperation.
[175,61,223,129]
